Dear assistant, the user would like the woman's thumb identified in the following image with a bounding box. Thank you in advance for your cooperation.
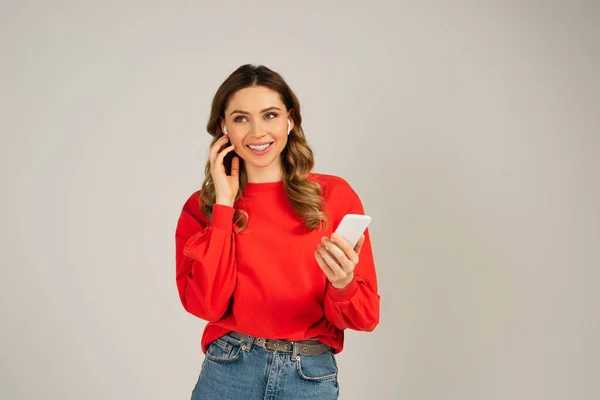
[231,156,239,177]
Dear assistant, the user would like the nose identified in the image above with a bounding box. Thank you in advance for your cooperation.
[247,120,268,138]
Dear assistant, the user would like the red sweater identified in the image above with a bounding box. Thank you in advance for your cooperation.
[175,173,380,354]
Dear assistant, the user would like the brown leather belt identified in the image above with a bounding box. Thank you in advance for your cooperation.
[227,331,332,356]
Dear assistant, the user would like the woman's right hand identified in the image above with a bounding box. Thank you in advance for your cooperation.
[210,135,239,207]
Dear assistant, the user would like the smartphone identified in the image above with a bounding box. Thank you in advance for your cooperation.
[332,214,372,249]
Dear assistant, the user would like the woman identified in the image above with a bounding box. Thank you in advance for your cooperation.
[175,64,380,399]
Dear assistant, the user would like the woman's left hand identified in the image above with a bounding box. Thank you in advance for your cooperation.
[315,233,366,289]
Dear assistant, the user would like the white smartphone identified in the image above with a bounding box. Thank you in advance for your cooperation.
[332,214,372,249]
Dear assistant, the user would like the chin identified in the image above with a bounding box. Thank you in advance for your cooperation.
[244,156,278,168]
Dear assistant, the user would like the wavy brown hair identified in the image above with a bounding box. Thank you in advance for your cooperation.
[198,64,328,233]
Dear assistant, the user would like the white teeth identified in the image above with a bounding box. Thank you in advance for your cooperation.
[248,143,271,151]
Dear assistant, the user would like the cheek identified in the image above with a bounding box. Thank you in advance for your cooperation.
[274,128,288,140]
[227,134,243,147]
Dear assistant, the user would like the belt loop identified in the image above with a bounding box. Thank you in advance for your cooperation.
[244,334,255,351]
[291,341,299,360]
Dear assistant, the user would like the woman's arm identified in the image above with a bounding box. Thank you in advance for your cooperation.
[322,184,380,331]
[175,194,237,322]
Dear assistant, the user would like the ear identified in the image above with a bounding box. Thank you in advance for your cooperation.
[220,117,227,135]
[287,110,295,132]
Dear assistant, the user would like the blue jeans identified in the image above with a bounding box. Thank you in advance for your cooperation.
[191,332,340,399]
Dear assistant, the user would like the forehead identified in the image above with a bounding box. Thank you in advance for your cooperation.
[226,86,285,112]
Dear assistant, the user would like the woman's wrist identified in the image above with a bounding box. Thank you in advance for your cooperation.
[215,198,234,207]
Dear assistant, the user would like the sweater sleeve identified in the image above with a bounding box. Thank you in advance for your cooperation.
[323,183,380,332]
[175,193,237,323]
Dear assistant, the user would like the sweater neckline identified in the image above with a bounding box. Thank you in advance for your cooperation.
[243,180,285,194]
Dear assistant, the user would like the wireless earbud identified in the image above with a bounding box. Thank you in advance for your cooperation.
[287,120,291,135]
[223,126,228,135]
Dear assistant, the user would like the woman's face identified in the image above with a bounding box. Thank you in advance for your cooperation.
[221,86,294,172]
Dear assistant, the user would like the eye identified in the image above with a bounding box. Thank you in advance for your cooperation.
[233,113,277,123]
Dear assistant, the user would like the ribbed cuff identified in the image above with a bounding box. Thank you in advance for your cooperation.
[209,204,235,231]
[327,275,359,302]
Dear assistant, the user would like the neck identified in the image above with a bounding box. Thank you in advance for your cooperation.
[245,158,284,183]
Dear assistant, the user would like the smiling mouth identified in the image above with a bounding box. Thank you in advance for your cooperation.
[247,142,274,150]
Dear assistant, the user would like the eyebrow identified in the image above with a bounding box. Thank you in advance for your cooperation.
[229,106,281,116]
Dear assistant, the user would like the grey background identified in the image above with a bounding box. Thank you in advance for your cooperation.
[1,0,599,399]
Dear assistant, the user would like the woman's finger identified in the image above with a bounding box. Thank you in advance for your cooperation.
[230,156,239,179]
[315,251,336,282]
[354,234,365,256]
[215,144,236,168]
[210,135,229,167]
[322,237,355,271]
[329,234,359,265]
[317,244,346,279]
